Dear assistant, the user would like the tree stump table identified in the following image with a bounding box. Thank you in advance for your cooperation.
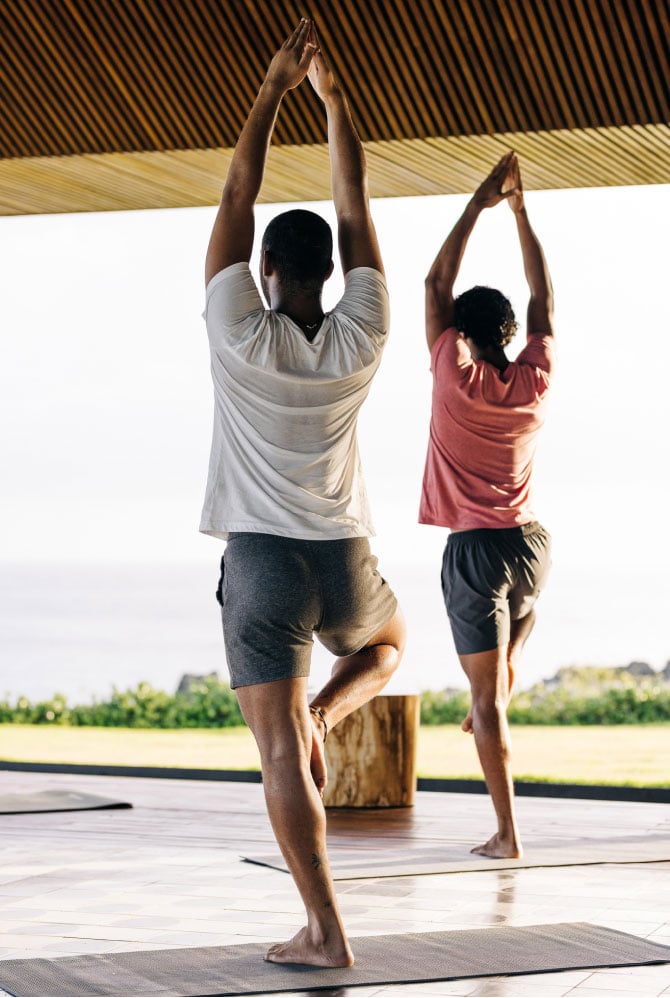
[322,694,420,808]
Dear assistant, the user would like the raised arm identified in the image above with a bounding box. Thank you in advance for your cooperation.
[424,151,515,350]
[506,155,554,335]
[307,35,383,276]
[205,21,317,286]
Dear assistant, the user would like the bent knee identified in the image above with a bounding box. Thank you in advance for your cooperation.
[367,607,407,657]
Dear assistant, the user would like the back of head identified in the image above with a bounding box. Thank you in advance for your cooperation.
[262,209,333,292]
[454,286,518,349]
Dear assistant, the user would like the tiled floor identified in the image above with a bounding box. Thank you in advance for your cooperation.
[0,770,669,996]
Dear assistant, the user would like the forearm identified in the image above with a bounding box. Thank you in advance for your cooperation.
[323,90,367,215]
[426,198,481,294]
[514,207,554,322]
[221,80,284,204]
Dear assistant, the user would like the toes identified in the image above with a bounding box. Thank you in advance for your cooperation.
[461,713,474,733]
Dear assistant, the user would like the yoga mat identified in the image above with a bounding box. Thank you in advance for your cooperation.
[0,790,132,815]
[0,922,668,996]
[244,834,670,879]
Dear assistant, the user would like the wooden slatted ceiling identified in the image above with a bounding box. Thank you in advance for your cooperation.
[1,124,668,216]
[0,0,667,157]
[0,0,668,214]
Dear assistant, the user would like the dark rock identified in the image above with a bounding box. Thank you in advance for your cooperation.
[621,661,655,677]
[176,672,219,695]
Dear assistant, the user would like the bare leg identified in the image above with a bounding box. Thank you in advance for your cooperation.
[234,609,405,966]
[309,608,406,792]
[459,647,522,858]
[507,608,536,694]
[236,678,353,967]
[462,608,536,733]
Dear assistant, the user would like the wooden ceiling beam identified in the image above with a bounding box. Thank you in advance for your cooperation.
[1,124,667,217]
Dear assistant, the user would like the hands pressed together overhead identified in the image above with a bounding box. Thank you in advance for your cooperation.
[472,151,525,213]
[265,18,336,100]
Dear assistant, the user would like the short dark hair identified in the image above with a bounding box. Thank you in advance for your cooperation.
[262,209,333,290]
[454,286,518,349]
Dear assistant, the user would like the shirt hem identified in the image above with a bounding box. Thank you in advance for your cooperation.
[419,513,537,531]
[200,523,376,542]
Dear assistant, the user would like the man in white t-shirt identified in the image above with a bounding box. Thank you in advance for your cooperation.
[201,20,405,967]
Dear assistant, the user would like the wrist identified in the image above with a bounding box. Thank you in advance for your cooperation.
[323,87,346,108]
[259,77,287,101]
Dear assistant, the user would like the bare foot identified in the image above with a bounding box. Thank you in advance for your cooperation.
[310,713,328,797]
[461,711,474,734]
[265,925,354,967]
[471,833,523,859]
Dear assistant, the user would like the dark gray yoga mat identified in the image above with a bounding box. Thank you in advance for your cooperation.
[244,834,670,879]
[1,922,669,997]
[0,790,132,815]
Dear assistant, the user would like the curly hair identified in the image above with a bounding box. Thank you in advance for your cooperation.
[262,209,333,291]
[454,286,518,349]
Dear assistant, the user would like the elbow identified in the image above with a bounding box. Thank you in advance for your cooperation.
[425,270,442,294]
[425,272,451,307]
[531,287,554,315]
[220,183,241,207]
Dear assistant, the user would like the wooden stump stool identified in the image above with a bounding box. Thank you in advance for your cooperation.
[322,694,420,808]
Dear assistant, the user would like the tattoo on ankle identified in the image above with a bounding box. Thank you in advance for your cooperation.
[311,852,322,870]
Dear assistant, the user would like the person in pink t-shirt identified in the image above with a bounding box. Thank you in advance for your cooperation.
[421,152,555,859]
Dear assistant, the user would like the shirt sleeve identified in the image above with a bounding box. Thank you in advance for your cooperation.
[430,327,474,388]
[516,334,556,376]
[203,262,264,328]
[330,267,390,338]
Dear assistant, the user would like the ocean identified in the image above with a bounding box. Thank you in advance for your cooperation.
[1,559,667,705]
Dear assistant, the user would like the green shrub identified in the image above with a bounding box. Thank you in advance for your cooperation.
[420,670,670,726]
[420,689,471,725]
[0,679,245,729]
[2,669,669,728]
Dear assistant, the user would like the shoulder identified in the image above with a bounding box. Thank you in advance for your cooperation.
[431,327,474,377]
[204,262,265,336]
[515,333,556,375]
[331,267,389,338]
[205,260,253,297]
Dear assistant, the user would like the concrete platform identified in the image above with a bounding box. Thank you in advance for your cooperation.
[0,770,668,997]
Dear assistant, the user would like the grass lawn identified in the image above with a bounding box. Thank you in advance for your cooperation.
[417,724,670,786]
[1,723,668,787]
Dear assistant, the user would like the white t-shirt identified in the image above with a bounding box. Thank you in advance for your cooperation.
[199,263,390,540]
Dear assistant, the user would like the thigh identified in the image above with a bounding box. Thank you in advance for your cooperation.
[314,538,398,657]
[442,532,513,655]
[220,534,320,689]
[508,524,552,621]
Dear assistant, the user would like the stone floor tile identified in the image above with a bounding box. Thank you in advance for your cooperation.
[565,989,664,997]
[468,981,570,997]
[371,985,484,997]
[605,965,670,981]
[1,771,669,998]
[574,971,670,992]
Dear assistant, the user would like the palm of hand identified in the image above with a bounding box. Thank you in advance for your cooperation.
[268,50,309,91]
[502,160,524,212]
[307,54,336,100]
[267,22,316,92]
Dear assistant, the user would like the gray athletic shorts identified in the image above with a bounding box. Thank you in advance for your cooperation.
[216,533,398,689]
[441,522,551,656]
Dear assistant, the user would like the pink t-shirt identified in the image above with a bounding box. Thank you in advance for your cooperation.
[419,328,555,531]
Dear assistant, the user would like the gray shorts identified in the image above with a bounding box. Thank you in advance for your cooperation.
[216,533,398,689]
[441,522,551,656]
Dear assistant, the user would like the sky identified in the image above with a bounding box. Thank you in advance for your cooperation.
[1,181,669,698]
